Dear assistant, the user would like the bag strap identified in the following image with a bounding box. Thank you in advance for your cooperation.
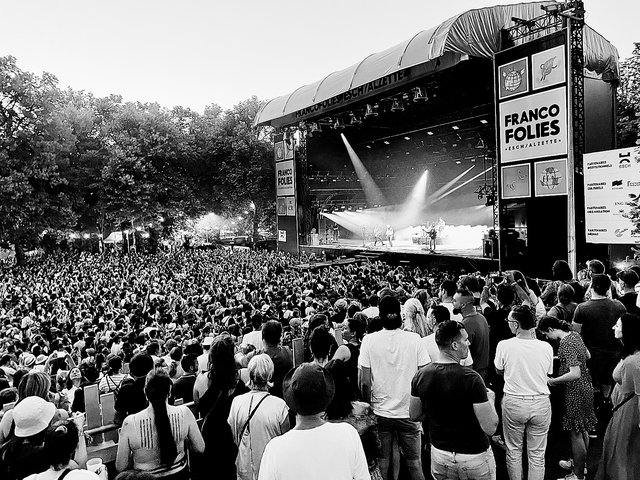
[237,393,270,442]
[612,393,635,413]
[57,469,73,480]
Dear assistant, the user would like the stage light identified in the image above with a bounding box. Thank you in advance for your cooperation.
[364,104,378,117]
[404,136,411,140]
[365,144,372,149]
[309,122,321,135]
[383,140,390,145]
[391,98,404,112]
[350,112,362,126]
[452,125,459,130]
[480,119,488,124]
[456,160,461,164]
[334,117,345,129]
[476,138,486,149]
[427,131,434,135]
[412,87,428,102]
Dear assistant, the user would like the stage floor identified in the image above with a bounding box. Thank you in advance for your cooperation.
[311,238,487,259]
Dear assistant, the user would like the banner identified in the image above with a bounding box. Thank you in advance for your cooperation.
[584,147,640,244]
[499,87,568,164]
[276,160,295,197]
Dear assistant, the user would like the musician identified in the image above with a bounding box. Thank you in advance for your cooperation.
[333,223,339,243]
[385,225,394,248]
[428,224,437,252]
[373,225,384,246]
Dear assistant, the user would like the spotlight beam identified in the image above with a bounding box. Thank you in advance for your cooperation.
[340,134,387,206]
[432,167,492,203]
[427,165,476,201]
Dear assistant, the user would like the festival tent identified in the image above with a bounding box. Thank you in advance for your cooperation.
[103,232,124,244]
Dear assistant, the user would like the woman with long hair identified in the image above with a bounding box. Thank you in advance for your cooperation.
[115,369,204,479]
[0,371,52,443]
[539,316,596,480]
[228,354,289,480]
[194,333,249,480]
[333,313,367,399]
[596,313,640,480]
[403,298,432,338]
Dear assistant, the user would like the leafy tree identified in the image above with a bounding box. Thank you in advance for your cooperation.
[618,43,640,148]
[0,56,76,262]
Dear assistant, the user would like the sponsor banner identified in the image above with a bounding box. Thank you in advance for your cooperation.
[499,87,568,164]
[498,57,529,100]
[284,138,294,160]
[277,197,286,216]
[276,160,295,197]
[501,164,531,199]
[278,230,287,242]
[534,158,568,197]
[584,147,640,244]
[532,45,566,91]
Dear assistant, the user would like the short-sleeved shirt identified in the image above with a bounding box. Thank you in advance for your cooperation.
[573,298,626,356]
[462,313,490,371]
[411,363,489,454]
[115,377,148,417]
[494,337,553,396]
[359,328,430,418]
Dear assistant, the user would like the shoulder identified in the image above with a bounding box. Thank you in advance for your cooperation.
[68,471,100,480]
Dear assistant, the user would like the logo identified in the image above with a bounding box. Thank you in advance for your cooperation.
[615,228,628,238]
[539,56,558,81]
[539,167,562,190]
[503,67,525,92]
[612,179,623,187]
[620,157,631,168]
[628,181,640,187]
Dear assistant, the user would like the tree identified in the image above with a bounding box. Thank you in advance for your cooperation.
[617,43,640,148]
[0,56,77,262]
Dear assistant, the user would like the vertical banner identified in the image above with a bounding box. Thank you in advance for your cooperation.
[494,29,571,273]
[584,146,640,244]
[274,133,299,254]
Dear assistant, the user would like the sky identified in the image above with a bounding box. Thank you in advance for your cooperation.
[1,0,637,113]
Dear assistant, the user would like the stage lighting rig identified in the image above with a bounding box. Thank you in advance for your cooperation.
[412,87,428,102]
[391,98,405,112]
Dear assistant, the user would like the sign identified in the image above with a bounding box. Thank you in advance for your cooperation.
[285,197,295,216]
[278,230,287,242]
[499,87,568,164]
[276,160,295,197]
[498,57,529,100]
[532,45,566,91]
[274,141,284,162]
[501,164,531,199]
[584,147,640,244]
[534,158,568,197]
[284,138,294,159]
[276,197,287,216]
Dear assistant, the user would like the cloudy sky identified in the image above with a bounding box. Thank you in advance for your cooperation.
[1,0,636,112]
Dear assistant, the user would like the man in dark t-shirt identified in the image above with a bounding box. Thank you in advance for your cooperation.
[573,274,626,397]
[453,288,490,383]
[171,354,198,404]
[411,321,498,479]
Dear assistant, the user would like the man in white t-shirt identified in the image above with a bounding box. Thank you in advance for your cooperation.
[241,313,264,352]
[421,305,473,367]
[494,306,553,480]
[361,294,380,319]
[259,363,369,480]
[359,295,429,480]
[198,336,213,372]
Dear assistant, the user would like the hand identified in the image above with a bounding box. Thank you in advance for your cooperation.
[547,377,555,387]
[486,388,496,404]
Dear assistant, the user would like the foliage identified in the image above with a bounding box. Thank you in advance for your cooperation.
[617,43,640,148]
[0,56,277,261]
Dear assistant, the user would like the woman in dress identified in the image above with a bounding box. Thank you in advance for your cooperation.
[115,369,205,479]
[228,354,289,480]
[539,316,596,480]
[596,313,640,480]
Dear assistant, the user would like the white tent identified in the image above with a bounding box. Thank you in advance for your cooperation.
[103,231,124,244]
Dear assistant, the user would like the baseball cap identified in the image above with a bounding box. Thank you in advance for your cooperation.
[282,363,335,416]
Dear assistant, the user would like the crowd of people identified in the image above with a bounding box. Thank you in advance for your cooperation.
[0,249,638,480]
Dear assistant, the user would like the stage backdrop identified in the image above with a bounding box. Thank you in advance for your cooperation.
[274,133,299,254]
[494,29,570,275]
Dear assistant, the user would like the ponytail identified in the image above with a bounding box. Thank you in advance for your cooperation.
[145,369,177,466]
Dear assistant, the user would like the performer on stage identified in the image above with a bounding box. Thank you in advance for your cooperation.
[333,223,339,243]
[428,223,437,252]
[373,225,384,246]
[385,224,394,248]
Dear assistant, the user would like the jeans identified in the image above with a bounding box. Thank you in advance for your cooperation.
[502,395,551,480]
[430,446,496,480]
[376,416,423,480]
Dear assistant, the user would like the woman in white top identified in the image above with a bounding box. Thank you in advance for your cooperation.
[115,369,205,479]
[228,354,289,480]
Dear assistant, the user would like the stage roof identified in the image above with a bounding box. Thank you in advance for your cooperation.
[255,2,619,127]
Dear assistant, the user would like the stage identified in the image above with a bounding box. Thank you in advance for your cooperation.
[300,238,498,272]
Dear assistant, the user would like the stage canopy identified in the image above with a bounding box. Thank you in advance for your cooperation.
[255,1,618,127]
